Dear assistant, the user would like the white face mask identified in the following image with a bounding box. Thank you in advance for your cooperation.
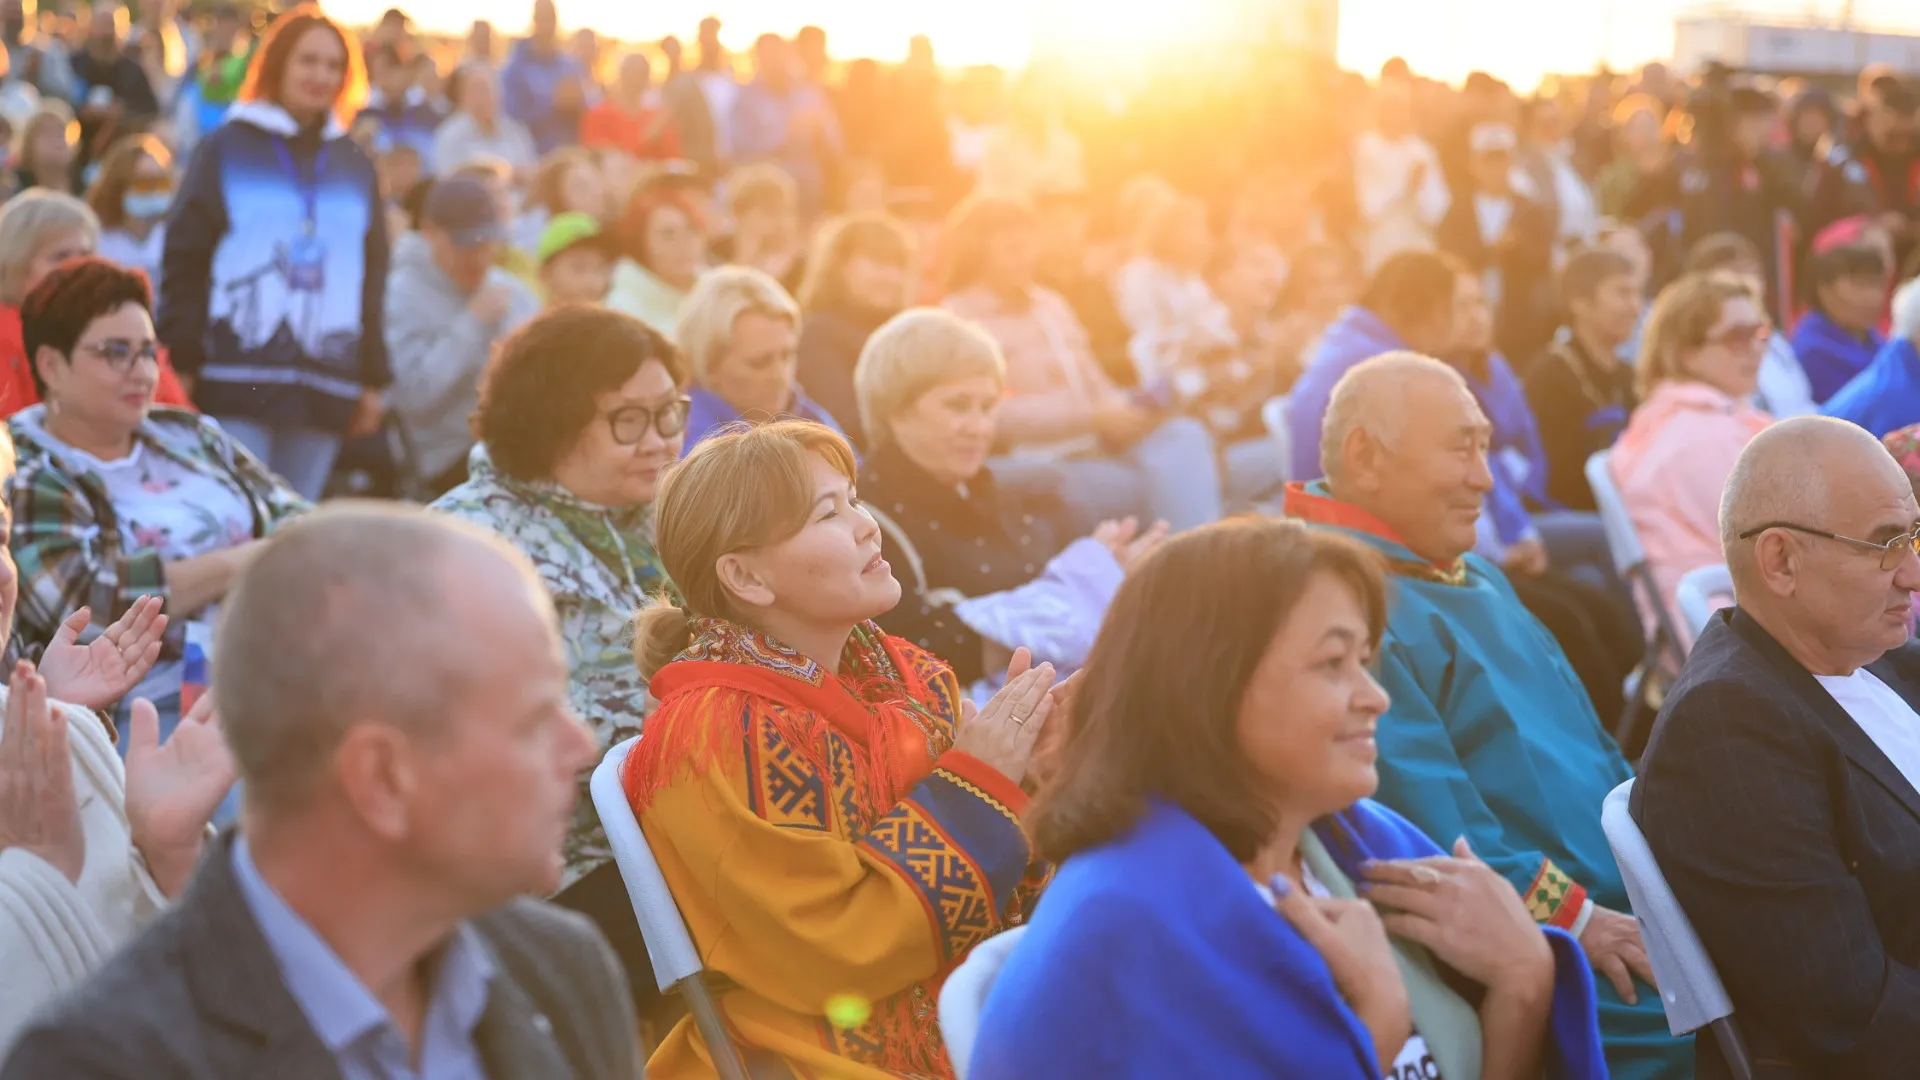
[123,190,173,219]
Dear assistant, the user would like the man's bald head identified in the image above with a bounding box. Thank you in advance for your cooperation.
[1321,351,1475,488]
[1721,416,1909,578]
[217,502,556,813]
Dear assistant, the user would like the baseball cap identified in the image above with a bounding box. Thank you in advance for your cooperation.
[537,211,610,266]
[423,176,505,247]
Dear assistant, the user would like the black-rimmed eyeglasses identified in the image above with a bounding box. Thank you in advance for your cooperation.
[606,396,692,445]
[1737,520,1920,571]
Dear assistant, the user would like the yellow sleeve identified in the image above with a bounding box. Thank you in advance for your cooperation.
[642,699,1031,1016]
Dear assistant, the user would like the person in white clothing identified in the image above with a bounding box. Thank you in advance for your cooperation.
[1353,72,1450,273]
[0,427,236,1057]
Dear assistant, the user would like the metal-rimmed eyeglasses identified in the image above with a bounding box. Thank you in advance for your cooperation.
[606,396,693,445]
[1736,520,1920,571]
[81,340,161,372]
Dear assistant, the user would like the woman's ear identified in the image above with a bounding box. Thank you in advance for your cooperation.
[714,552,776,611]
[31,344,64,395]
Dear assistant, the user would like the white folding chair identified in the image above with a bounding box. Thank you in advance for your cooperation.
[1601,780,1754,1080]
[938,925,1029,1080]
[1586,450,1685,745]
[591,736,754,1080]
[1675,564,1733,640]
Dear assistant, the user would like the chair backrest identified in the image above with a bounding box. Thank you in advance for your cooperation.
[589,736,704,992]
[1676,563,1734,638]
[938,925,1029,1080]
[1599,779,1735,1036]
[1584,449,1644,577]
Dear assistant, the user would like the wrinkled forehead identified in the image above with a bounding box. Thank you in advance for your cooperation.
[1826,451,1920,539]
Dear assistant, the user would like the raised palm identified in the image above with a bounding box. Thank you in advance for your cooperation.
[37,597,168,711]
[124,695,234,897]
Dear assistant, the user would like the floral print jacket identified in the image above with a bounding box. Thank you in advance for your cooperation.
[431,443,664,886]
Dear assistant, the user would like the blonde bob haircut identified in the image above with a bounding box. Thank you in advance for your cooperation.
[674,264,801,385]
[634,419,859,678]
[1635,271,1761,399]
[0,189,98,305]
[853,308,1006,448]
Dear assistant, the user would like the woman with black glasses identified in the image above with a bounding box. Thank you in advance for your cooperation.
[430,305,689,895]
[6,258,307,740]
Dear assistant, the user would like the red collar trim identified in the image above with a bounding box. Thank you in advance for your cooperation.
[1283,482,1459,574]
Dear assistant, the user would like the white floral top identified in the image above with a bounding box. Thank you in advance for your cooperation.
[46,440,256,567]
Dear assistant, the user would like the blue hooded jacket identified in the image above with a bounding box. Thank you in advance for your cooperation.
[1288,305,1406,481]
[1792,308,1886,405]
[1822,337,1920,437]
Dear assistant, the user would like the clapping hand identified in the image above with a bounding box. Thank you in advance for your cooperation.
[0,662,84,884]
[1092,517,1171,572]
[124,694,234,899]
[37,597,168,711]
[1359,836,1554,995]
[951,647,1059,785]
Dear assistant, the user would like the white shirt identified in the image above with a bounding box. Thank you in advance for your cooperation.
[1814,668,1920,796]
[1353,130,1450,273]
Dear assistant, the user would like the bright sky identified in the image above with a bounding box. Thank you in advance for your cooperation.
[326,0,1920,89]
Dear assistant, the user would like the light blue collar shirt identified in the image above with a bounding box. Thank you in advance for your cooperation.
[231,837,495,1080]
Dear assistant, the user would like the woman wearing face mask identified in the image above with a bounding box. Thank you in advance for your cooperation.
[624,418,1060,1080]
[83,134,172,293]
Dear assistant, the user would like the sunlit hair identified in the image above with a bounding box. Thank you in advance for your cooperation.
[1026,518,1389,864]
[853,307,1005,449]
[1636,272,1761,398]
[633,420,858,678]
[795,214,914,314]
[617,184,706,274]
[724,162,798,221]
[20,257,151,399]
[674,265,800,386]
[941,193,1037,295]
[239,4,367,125]
[0,189,99,306]
[84,134,172,231]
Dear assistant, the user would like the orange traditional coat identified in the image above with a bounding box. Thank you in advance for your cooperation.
[624,618,1043,1080]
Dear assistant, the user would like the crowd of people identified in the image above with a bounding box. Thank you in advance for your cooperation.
[0,0,1917,1077]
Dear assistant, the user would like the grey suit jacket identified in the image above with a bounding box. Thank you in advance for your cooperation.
[0,831,642,1079]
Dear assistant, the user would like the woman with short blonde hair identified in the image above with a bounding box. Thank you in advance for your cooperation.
[675,264,843,450]
[622,418,1057,1080]
[856,307,1162,687]
[0,190,96,307]
[1611,271,1773,643]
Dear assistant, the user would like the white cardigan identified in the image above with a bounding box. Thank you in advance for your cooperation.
[0,691,168,1057]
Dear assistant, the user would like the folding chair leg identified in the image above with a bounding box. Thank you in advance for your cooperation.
[678,975,754,1080]
[1710,1016,1755,1080]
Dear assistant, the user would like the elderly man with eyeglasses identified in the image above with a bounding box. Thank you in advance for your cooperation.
[1634,414,1920,1080]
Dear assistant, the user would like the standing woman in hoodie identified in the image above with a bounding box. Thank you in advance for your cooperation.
[156,4,388,501]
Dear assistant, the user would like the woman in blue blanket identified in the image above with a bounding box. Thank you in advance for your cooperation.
[971,517,1608,1080]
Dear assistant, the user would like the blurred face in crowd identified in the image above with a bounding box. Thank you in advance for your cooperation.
[26,115,73,176]
[468,19,493,58]
[840,250,905,311]
[1792,107,1830,148]
[1285,250,1358,322]
[425,225,501,294]
[395,550,598,902]
[1338,371,1494,565]
[841,164,888,217]
[281,24,348,119]
[1236,570,1390,822]
[707,311,798,419]
[981,222,1039,294]
[1732,109,1774,160]
[1678,294,1768,399]
[615,53,652,104]
[1211,242,1285,322]
[1449,271,1494,356]
[753,34,791,91]
[890,374,1001,487]
[380,147,422,204]
[1866,100,1918,154]
[87,2,124,46]
[530,0,556,45]
[1469,148,1512,195]
[540,245,611,306]
[1599,227,1652,295]
[34,301,160,436]
[373,50,410,100]
[461,66,500,123]
[24,226,93,296]
[717,452,901,634]
[1620,107,1663,161]
[1374,77,1414,138]
[1821,270,1889,336]
[1572,270,1644,349]
[559,160,610,220]
[122,151,174,219]
[551,357,686,506]
[1528,98,1566,146]
[642,204,705,286]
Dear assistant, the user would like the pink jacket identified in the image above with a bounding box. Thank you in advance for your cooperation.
[1611,381,1772,646]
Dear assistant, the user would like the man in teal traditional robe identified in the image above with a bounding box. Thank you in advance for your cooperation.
[1287,351,1693,1080]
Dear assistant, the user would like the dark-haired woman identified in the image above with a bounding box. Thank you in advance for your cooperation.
[157,3,390,500]
[430,305,688,892]
[971,518,1608,1080]
[6,257,306,739]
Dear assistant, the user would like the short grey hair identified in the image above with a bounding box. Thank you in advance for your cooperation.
[0,188,97,305]
[853,307,1006,447]
[1320,351,1469,487]
[673,265,801,385]
[215,502,548,813]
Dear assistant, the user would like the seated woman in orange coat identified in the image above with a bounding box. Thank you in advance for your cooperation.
[623,419,1058,1080]
[0,189,192,416]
